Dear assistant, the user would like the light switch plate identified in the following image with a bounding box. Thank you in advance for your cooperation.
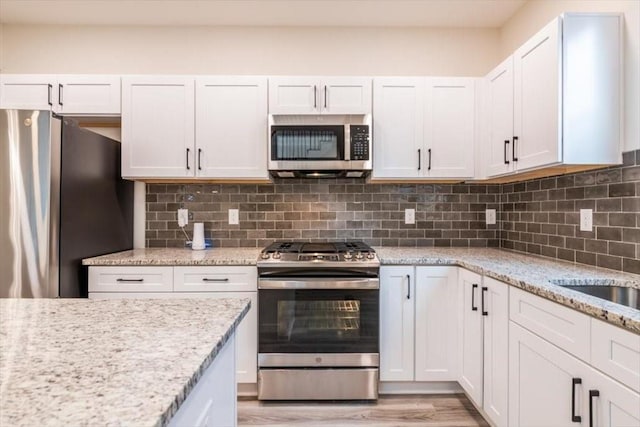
[580,209,593,231]
[485,209,496,225]
[405,208,415,225]
[228,209,239,225]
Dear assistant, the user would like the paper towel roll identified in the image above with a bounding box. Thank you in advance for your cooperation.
[192,222,205,250]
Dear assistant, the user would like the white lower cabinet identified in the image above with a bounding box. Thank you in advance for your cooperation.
[458,270,509,427]
[458,269,484,403]
[88,266,257,385]
[380,266,415,381]
[509,321,640,427]
[380,266,458,382]
[414,266,459,381]
[169,333,237,427]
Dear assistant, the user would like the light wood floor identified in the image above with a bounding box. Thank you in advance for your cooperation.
[238,394,490,426]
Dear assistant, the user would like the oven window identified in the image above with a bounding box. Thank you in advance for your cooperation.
[271,126,345,161]
[259,289,378,354]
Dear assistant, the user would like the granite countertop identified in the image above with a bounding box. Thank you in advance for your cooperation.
[82,247,263,266]
[0,297,250,427]
[376,247,640,334]
[81,246,640,333]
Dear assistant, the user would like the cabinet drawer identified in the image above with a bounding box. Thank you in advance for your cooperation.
[591,318,640,392]
[88,266,173,292]
[510,287,590,362]
[174,266,257,292]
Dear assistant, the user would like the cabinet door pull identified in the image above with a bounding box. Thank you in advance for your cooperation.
[324,85,327,109]
[116,278,144,282]
[428,148,432,171]
[198,148,202,171]
[481,286,488,316]
[58,84,63,106]
[418,149,422,170]
[471,284,478,311]
[504,140,510,164]
[313,85,317,108]
[186,148,191,170]
[406,274,411,299]
[512,136,518,162]
[202,278,230,282]
[589,390,599,427]
[571,378,582,423]
[47,84,53,106]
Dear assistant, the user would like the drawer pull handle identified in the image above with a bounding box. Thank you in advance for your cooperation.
[589,389,599,427]
[481,286,488,316]
[571,378,582,423]
[202,278,229,282]
[406,274,411,300]
[116,278,144,282]
[471,284,478,311]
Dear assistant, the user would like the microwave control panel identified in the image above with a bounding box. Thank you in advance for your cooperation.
[350,125,370,161]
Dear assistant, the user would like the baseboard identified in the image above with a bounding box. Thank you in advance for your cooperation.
[238,383,257,397]
[379,381,463,394]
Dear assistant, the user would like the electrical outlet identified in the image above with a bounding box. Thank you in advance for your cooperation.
[485,209,496,225]
[177,209,189,227]
[580,209,593,232]
[228,209,239,225]
[404,208,415,225]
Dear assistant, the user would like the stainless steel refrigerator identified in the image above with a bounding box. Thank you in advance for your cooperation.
[0,110,133,298]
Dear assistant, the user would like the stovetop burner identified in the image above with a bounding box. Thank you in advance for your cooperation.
[259,241,378,265]
[263,241,375,254]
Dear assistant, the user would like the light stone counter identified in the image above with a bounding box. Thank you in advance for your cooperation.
[0,297,250,427]
[375,247,640,334]
[83,247,262,266]
[81,246,640,333]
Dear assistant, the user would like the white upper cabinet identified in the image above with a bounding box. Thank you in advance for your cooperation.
[424,78,475,178]
[373,78,424,178]
[121,76,195,178]
[195,77,268,179]
[0,74,57,110]
[484,13,622,178]
[485,57,515,177]
[373,77,476,180]
[56,75,121,115]
[513,17,561,171]
[268,77,371,115]
[0,74,121,114]
[321,77,372,114]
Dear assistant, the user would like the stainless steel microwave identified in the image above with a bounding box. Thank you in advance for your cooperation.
[268,116,372,178]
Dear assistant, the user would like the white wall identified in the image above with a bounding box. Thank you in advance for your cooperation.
[500,0,640,152]
[0,25,500,76]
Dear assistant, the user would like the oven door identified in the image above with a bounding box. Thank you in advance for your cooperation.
[258,278,379,355]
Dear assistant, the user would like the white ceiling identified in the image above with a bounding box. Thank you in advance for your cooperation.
[0,0,527,28]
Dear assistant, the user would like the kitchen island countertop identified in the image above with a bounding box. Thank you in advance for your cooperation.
[0,297,250,427]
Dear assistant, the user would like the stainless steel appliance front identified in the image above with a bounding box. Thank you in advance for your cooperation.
[268,115,372,178]
[257,243,380,400]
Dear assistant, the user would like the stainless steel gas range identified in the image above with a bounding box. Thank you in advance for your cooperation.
[256,241,380,400]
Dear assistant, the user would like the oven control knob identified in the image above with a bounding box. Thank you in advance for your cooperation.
[355,251,364,260]
[260,252,271,259]
[273,251,281,259]
[366,252,375,259]
[344,251,353,260]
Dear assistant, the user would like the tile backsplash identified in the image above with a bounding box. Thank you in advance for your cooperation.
[146,150,639,274]
[146,182,501,249]
[500,150,640,274]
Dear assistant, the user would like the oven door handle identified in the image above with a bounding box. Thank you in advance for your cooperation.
[258,278,379,290]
